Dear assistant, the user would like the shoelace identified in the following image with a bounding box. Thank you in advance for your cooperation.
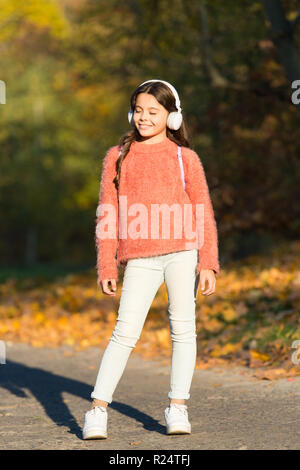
[168,404,188,416]
[91,406,107,413]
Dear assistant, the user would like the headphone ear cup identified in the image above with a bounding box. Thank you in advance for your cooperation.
[167,112,182,130]
[128,108,134,125]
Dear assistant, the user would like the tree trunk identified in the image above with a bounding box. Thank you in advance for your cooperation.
[262,0,300,110]
[25,227,37,266]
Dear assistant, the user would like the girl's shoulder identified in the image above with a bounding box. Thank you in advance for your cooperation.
[103,144,121,163]
[100,145,121,177]
[180,145,202,167]
[106,144,121,155]
[180,146,209,183]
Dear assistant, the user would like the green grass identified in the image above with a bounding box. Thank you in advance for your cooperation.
[0,262,92,283]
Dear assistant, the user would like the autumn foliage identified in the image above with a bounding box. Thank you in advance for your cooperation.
[1,240,300,381]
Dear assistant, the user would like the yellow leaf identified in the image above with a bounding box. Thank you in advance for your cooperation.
[0,324,9,334]
[210,343,240,357]
[156,329,170,347]
[34,312,45,324]
[12,319,20,330]
[58,316,68,326]
[222,342,240,353]
[106,311,116,323]
[64,337,75,346]
[83,288,95,298]
[250,350,271,362]
[205,318,223,332]
[222,307,237,322]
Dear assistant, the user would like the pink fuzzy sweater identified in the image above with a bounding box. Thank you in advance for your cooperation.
[95,136,220,284]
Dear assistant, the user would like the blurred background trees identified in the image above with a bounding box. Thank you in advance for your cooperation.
[0,0,299,271]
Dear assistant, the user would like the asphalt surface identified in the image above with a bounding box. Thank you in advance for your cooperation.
[0,342,300,450]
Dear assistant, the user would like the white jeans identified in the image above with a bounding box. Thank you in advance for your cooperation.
[91,248,199,403]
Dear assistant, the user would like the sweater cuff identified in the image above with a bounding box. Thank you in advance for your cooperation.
[97,264,119,285]
[196,261,220,277]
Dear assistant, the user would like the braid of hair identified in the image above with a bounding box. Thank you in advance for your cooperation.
[113,129,138,192]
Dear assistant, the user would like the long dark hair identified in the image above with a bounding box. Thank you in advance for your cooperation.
[113,81,191,191]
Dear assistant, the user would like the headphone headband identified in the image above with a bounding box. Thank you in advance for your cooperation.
[138,79,182,113]
[128,79,183,130]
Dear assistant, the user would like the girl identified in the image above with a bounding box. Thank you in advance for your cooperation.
[82,79,220,440]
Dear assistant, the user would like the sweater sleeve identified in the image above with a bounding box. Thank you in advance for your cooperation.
[95,145,120,285]
[183,147,220,276]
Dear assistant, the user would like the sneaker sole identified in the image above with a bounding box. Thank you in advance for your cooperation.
[166,425,191,435]
[83,428,108,440]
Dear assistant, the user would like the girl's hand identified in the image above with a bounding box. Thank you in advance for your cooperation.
[199,269,216,295]
[101,279,117,296]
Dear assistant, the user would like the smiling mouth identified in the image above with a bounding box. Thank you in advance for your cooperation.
[139,124,152,128]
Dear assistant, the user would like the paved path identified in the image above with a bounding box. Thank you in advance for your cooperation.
[0,342,300,450]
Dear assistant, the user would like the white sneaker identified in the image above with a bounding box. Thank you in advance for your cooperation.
[82,406,108,440]
[164,403,191,435]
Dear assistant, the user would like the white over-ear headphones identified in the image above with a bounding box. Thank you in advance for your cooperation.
[128,79,183,130]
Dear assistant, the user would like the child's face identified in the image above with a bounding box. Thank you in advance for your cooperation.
[133,93,169,138]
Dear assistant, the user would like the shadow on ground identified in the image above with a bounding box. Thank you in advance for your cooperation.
[0,359,166,439]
